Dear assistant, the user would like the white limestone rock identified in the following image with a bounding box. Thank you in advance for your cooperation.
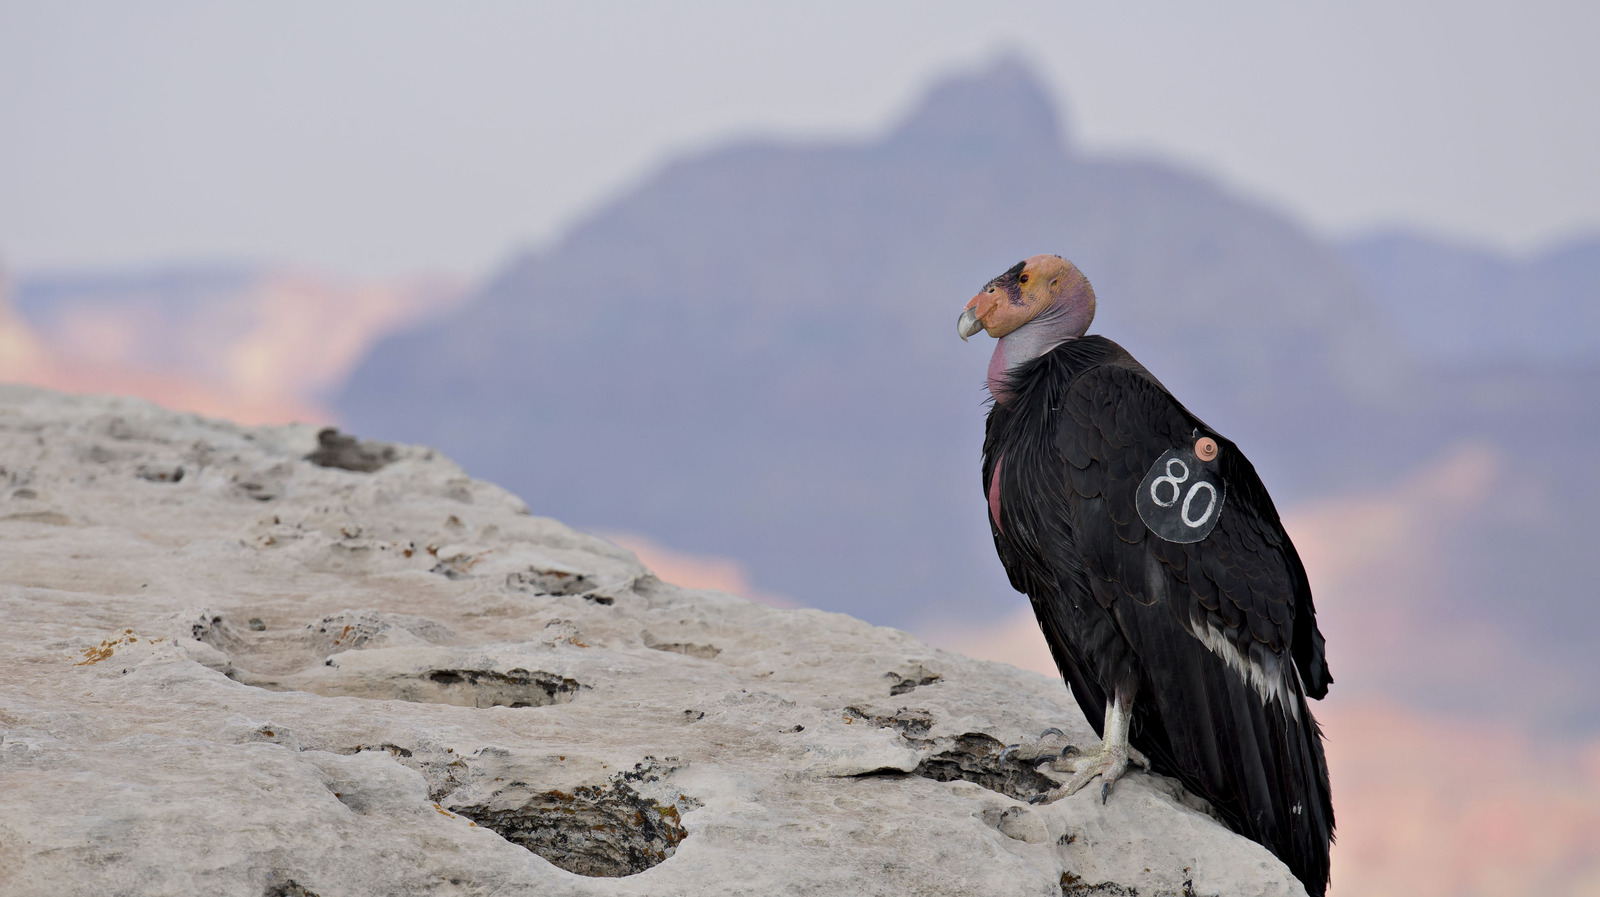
[0,385,1307,897]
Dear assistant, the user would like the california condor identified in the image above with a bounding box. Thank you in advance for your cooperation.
[958,255,1334,895]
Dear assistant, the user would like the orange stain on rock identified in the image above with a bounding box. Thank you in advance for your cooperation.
[73,629,163,665]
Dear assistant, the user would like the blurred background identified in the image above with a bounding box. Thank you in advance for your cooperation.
[3,2,1598,893]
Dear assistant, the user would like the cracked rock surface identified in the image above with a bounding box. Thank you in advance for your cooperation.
[0,386,1305,897]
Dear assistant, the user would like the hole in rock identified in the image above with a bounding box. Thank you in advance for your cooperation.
[843,706,933,738]
[455,781,688,877]
[264,880,321,897]
[415,668,582,708]
[189,610,249,654]
[256,667,584,709]
[341,742,414,758]
[886,663,942,696]
[506,568,598,597]
[914,732,1056,802]
[136,463,184,483]
[642,632,720,659]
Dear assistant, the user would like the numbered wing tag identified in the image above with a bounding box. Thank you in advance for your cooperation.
[1136,448,1226,543]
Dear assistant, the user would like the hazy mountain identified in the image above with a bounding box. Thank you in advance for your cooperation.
[1334,233,1600,718]
[1342,230,1600,363]
[337,60,1599,731]
[339,60,1405,619]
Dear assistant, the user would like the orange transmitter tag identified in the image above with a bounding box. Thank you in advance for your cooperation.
[1194,436,1218,462]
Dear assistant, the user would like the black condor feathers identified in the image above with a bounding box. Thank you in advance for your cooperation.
[982,335,1334,894]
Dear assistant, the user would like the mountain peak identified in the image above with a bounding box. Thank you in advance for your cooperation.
[887,57,1069,156]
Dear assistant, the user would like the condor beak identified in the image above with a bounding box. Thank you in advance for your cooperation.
[957,301,984,342]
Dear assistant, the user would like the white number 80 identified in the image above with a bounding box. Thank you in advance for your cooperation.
[1149,457,1219,529]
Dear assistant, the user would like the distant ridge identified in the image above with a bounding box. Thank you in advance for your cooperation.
[1342,230,1600,363]
[337,58,1600,732]
[338,57,1397,622]
[886,58,1069,157]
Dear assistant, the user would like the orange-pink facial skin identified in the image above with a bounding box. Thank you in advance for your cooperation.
[963,254,1086,339]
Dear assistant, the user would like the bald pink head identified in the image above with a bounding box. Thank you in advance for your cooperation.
[957,255,1096,400]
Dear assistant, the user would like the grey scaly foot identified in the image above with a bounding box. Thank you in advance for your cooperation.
[1045,740,1131,804]
[1030,693,1144,805]
[1038,742,1148,774]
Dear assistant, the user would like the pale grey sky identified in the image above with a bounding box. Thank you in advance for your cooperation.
[2,0,1596,277]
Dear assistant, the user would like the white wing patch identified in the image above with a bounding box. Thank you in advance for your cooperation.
[1139,546,1298,718]
[1184,608,1298,721]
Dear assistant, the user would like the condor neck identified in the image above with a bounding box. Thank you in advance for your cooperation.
[986,303,1087,401]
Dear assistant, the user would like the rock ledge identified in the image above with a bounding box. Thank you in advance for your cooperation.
[0,386,1304,896]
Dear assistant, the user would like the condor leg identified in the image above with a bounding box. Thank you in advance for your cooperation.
[1039,693,1142,805]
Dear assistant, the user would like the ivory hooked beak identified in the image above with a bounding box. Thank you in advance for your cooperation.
[957,306,983,341]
